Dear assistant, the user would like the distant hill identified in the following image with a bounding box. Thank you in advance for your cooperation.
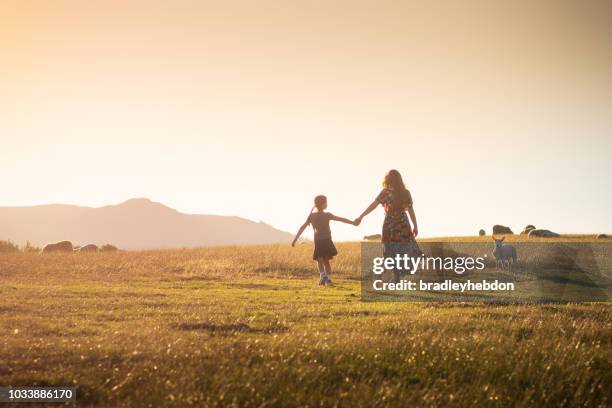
[0,198,292,249]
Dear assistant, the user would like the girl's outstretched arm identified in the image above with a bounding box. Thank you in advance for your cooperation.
[291,219,309,246]
[354,200,379,225]
[330,214,356,225]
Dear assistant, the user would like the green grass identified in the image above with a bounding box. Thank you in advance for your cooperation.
[0,243,610,407]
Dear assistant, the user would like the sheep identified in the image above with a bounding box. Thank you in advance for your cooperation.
[492,236,517,271]
[492,225,513,234]
[528,229,560,238]
[41,240,73,253]
[76,244,99,252]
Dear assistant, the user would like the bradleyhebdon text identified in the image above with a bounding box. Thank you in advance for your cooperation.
[372,279,515,292]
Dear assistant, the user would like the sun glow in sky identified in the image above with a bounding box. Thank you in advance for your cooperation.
[2,0,611,240]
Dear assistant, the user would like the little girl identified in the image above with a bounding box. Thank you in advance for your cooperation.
[291,195,355,286]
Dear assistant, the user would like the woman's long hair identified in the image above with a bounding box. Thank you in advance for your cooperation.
[383,169,410,207]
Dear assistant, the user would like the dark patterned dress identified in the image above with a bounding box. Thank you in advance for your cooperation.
[376,188,414,243]
[376,188,421,280]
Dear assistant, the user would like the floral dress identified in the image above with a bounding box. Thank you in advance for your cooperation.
[376,188,414,243]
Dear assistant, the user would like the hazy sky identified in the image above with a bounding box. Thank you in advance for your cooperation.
[2,0,611,240]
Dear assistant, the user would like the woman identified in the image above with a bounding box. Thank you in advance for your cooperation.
[355,169,420,282]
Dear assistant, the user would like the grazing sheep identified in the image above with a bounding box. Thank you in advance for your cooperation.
[41,241,73,253]
[528,229,560,238]
[363,234,382,241]
[521,225,536,235]
[77,244,99,252]
[492,236,517,271]
[100,244,118,252]
[492,225,513,235]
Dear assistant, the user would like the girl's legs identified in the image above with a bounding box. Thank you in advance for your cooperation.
[322,258,332,285]
[316,258,327,285]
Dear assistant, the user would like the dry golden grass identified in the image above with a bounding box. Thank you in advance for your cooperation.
[417,234,610,243]
[0,242,610,407]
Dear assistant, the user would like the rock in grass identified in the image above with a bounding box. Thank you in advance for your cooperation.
[597,234,608,239]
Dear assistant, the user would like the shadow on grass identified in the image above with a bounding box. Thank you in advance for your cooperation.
[232,283,285,290]
[174,275,220,282]
[169,322,289,335]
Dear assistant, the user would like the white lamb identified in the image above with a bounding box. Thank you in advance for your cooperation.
[492,236,517,271]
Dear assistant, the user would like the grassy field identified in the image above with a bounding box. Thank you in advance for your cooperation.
[0,242,610,407]
[415,234,610,243]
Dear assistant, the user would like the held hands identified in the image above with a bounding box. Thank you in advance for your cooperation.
[353,216,362,226]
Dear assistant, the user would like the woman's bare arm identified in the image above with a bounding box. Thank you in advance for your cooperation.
[406,204,418,237]
[354,200,379,225]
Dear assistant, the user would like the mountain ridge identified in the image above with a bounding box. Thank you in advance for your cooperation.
[0,198,292,249]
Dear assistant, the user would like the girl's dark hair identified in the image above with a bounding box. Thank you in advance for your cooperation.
[383,169,410,207]
[313,195,327,211]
